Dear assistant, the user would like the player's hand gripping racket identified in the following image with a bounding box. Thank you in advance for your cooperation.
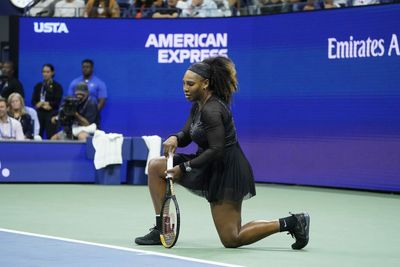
[160,152,180,248]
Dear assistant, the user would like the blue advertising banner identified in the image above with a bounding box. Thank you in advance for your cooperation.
[15,5,400,191]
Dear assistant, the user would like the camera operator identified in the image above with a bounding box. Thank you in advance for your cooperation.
[51,83,98,141]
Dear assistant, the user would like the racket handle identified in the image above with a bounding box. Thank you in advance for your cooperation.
[167,152,174,178]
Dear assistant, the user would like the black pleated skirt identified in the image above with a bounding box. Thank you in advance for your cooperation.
[174,143,256,203]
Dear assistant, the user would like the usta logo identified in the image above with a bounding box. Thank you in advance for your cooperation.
[34,22,69,33]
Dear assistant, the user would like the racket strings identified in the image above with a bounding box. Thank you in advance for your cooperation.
[162,204,177,234]
[161,199,178,247]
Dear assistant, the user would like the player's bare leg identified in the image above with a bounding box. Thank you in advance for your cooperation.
[210,200,310,249]
[135,157,167,245]
[210,200,280,248]
[147,157,167,214]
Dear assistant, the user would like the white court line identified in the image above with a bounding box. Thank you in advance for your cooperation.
[0,228,244,267]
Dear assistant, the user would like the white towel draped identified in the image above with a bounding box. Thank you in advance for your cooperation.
[142,135,162,175]
[93,130,124,170]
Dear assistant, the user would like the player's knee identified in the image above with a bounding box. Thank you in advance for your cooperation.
[220,236,240,248]
[148,158,164,176]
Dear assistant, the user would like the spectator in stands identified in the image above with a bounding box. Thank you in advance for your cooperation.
[117,0,134,17]
[303,0,346,9]
[32,64,63,139]
[258,0,283,15]
[85,0,121,17]
[323,0,348,8]
[149,0,167,17]
[214,0,232,16]
[29,0,62,16]
[295,0,315,10]
[352,0,380,5]
[0,61,24,101]
[131,0,154,18]
[51,83,98,141]
[234,0,258,15]
[151,0,182,18]
[228,0,239,16]
[54,0,85,17]
[25,106,41,139]
[176,0,188,12]
[0,97,24,141]
[180,0,219,17]
[68,59,107,112]
[7,93,34,140]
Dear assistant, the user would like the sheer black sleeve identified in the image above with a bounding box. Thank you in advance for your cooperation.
[172,104,198,147]
[190,102,225,168]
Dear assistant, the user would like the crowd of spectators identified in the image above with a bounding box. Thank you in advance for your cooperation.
[0,59,106,142]
[26,0,400,18]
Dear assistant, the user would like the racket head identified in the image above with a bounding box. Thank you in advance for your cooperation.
[160,192,180,248]
[160,178,180,248]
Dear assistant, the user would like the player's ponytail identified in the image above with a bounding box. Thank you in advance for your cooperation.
[202,56,238,105]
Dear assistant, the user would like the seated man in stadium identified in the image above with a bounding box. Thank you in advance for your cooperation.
[0,61,24,101]
[51,83,98,141]
[180,0,219,17]
[54,0,85,17]
[0,97,24,141]
[29,0,62,16]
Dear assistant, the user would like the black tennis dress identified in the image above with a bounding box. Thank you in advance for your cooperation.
[173,95,256,203]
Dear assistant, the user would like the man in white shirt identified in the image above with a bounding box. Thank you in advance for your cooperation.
[29,0,61,16]
[179,0,219,17]
[54,0,85,17]
[0,98,24,141]
[352,0,379,5]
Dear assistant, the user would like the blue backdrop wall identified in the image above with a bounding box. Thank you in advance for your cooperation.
[16,5,400,191]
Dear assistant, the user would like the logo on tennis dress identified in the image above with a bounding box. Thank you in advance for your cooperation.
[34,22,69,33]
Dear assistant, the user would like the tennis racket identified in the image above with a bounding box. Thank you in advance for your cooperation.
[160,152,180,248]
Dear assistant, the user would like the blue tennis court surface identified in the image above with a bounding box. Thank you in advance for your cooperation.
[0,229,241,267]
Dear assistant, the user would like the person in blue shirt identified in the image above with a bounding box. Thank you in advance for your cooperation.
[68,59,107,112]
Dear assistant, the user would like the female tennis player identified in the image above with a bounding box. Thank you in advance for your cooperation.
[135,56,310,249]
